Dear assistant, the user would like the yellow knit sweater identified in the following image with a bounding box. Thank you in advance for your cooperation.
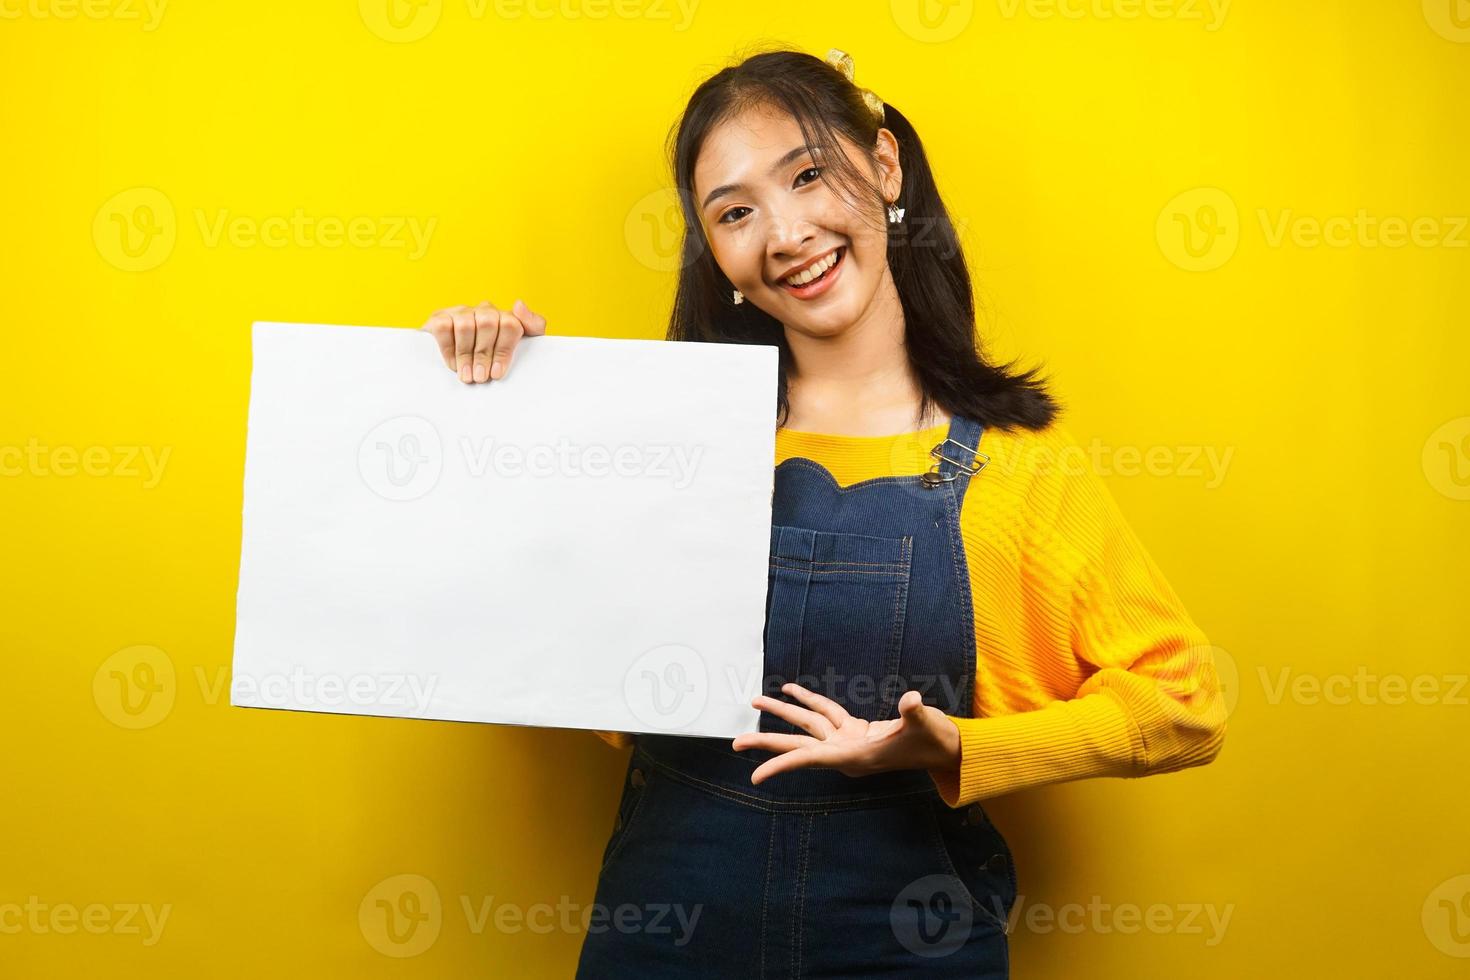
[595,419,1228,808]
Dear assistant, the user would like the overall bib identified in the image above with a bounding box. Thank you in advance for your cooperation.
[576,415,1018,978]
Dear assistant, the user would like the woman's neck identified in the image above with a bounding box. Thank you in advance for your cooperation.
[782,372,942,436]
[780,274,943,436]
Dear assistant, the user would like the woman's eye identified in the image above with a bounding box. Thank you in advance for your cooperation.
[716,169,820,224]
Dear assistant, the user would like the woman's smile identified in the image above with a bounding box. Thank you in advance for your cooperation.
[776,245,847,300]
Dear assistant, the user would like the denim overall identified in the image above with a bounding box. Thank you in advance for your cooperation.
[576,415,1018,978]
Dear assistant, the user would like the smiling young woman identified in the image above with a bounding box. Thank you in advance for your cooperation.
[422,43,1227,980]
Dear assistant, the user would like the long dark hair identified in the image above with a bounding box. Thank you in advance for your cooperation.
[664,46,1061,433]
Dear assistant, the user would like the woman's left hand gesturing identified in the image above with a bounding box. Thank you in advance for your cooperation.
[732,683,961,784]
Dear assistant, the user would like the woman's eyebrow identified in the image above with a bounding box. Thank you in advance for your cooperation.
[701,145,818,211]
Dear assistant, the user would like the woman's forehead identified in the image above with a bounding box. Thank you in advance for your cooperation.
[692,106,853,202]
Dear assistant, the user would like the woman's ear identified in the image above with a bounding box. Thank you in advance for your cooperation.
[874,127,903,203]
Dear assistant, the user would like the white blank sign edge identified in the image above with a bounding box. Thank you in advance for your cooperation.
[231,321,777,740]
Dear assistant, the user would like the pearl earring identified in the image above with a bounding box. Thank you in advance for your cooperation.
[732,289,744,304]
[887,202,905,224]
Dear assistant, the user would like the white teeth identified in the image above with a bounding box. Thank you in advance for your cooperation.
[784,249,839,286]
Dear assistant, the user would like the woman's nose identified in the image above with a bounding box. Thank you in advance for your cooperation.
[764,213,817,258]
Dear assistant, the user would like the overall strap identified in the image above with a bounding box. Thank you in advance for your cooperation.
[922,414,988,502]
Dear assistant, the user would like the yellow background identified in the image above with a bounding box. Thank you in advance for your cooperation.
[3,0,1468,975]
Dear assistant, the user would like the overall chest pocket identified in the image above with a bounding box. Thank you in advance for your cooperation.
[764,525,914,726]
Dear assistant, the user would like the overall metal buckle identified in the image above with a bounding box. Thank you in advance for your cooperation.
[920,438,989,489]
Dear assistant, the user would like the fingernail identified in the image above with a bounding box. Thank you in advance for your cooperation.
[459,365,470,382]
[490,361,504,380]
[473,364,487,382]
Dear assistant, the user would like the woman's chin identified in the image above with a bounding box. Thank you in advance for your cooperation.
[785,307,861,338]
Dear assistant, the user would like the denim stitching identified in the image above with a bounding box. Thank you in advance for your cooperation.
[877,536,912,719]
[794,813,811,979]
[775,458,928,494]
[944,420,984,720]
[941,483,971,713]
[770,524,912,551]
[768,563,908,578]
[598,766,650,874]
[791,533,812,714]
[767,558,908,568]
[760,813,775,980]
[977,808,1020,898]
[921,800,1010,932]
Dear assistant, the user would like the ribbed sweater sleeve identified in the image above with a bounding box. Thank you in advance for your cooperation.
[925,423,1228,806]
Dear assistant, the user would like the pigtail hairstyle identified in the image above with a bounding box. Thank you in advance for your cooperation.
[665,46,1061,432]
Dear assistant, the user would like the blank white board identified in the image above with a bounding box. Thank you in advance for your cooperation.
[231,322,776,738]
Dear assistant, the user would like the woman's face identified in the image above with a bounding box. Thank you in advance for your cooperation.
[692,106,902,338]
